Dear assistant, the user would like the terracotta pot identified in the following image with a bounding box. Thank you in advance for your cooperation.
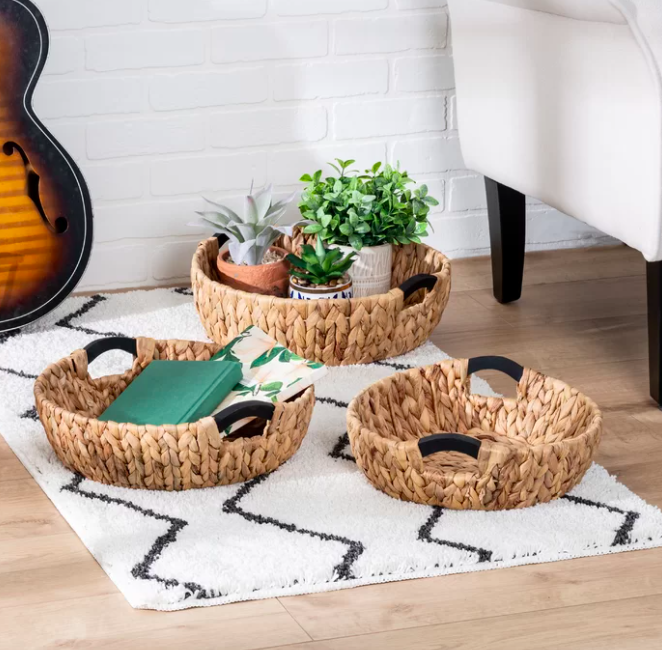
[217,246,290,296]
[289,276,353,300]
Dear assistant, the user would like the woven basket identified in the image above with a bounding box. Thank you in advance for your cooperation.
[347,356,603,510]
[191,231,451,366]
[34,336,315,491]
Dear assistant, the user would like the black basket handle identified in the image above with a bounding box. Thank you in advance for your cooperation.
[399,273,438,300]
[213,400,276,433]
[467,356,524,383]
[214,232,229,248]
[85,337,137,363]
[418,433,481,459]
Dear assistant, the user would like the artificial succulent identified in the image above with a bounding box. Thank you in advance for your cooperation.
[287,237,356,286]
[192,183,305,266]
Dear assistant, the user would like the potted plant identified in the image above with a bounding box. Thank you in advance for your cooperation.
[298,159,439,297]
[287,237,356,300]
[191,184,305,296]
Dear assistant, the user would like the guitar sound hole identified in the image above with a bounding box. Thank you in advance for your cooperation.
[2,140,68,235]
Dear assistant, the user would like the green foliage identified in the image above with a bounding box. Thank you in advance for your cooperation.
[286,237,357,286]
[298,159,438,251]
[191,183,305,266]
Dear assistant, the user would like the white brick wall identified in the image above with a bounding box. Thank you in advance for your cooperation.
[30,0,610,291]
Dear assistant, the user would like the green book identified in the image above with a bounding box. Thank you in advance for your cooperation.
[98,360,242,426]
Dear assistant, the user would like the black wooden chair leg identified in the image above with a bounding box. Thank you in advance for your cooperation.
[485,177,526,304]
[647,260,662,406]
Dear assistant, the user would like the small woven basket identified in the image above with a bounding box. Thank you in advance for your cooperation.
[191,231,451,366]
[347,356,603,510]
[34,336,315,491]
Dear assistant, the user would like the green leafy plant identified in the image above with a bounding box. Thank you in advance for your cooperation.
[287,237,357,286]
[191,183,305,265]
[298,160,439,251]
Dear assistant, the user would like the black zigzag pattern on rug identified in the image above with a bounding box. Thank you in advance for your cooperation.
[60,474,226,601]
[329,432,354,462]
[562,495,640,546]
[56,294,127,338]
[0,365,37,379]
[1,294,128,380]
[20,406,39,421]
[419,507,493,563]
[223,473,365,581]
[0,327,36,378]
[374,359,416,372]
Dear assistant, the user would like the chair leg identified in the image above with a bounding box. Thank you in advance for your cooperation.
[647,261,662,406]
[485,177,526,304]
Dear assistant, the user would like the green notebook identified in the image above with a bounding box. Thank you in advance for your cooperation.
[98,360,242,426]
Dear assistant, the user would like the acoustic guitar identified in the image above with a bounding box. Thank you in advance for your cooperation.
[0,0,93,332]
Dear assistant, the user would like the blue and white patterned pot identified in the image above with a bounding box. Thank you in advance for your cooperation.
[289,277,353,300]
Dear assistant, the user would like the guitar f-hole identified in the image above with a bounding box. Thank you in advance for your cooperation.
[2,141,68,234]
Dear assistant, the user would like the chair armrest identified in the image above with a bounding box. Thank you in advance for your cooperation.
[485,0,626,24]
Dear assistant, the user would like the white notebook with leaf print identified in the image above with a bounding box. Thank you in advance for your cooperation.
[210,326,327,434]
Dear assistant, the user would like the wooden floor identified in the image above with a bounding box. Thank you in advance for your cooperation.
[2,245,662,649]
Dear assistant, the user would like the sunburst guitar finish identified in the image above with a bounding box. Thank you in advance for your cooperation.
[0,0,92,332]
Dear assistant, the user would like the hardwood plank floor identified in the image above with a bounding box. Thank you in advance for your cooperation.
[2,245,662,649]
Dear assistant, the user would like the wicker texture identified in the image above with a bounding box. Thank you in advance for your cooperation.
[34,338,315,491]
[191,231,451,366]
[347,359,603,510]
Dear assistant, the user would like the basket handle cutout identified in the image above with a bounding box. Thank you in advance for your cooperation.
[399,273,438,301]
[85,337,137,364]
[418,433,481,459]
[213,400,276,433]
[467,356,524,383]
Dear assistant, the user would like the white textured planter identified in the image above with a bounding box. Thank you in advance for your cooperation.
[289,277,353,300]
[336,243,392,298]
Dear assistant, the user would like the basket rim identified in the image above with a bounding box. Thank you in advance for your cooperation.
[191,235,452,307]
[346,358,603,454]
[34,339,316,444]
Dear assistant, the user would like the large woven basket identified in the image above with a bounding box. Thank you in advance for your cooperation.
[34,336,315,491]
[347,356,603,510]
[191,231,451,366]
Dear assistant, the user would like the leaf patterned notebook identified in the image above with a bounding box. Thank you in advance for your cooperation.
[211,326,327,434]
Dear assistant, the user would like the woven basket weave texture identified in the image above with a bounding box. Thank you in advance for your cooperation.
[34,337,315,491]
[347,359,603,510]
[191,231,451,366]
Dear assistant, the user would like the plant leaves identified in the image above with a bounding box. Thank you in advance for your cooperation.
[349,234,363,250]
[244,196,259,225]
[303,223,323,234]
[202,198,240,222]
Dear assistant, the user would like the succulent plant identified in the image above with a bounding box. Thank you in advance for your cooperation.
[287,237,356,286]
[191,183,305,266]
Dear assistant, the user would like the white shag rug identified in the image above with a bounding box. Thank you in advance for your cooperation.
[2,288,662,612]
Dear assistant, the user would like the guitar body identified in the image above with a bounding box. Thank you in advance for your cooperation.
[0,0,92,332]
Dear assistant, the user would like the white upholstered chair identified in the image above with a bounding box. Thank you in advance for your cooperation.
[447,0,662,404]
